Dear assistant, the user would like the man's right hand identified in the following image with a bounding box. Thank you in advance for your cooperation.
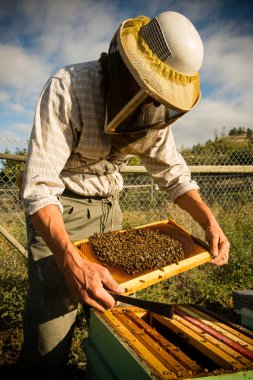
[30,204,124,312]
[61,242,125,312]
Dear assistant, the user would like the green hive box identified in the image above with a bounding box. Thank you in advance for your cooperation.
[84,306,253,380]
[233,290,253,331]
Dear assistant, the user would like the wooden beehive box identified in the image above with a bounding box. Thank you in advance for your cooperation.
[85,306,253,380]
[73,218,211,294]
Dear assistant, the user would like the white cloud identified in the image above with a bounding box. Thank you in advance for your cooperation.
[21,0,120,64]
[0,44,52,93]
[12,122,32,134]
[168,0,222,24]
[0,91,9,103]
[0,90,31,116]
[0,0,121,115]
[0,122,31,142]
[8,103,27,113]
[202,26,253,100]
[173,98,253,148]
[0,43,52,122]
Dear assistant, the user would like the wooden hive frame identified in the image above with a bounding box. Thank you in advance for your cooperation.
[73,218,211,294]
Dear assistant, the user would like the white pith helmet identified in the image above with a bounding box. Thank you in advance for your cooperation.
[154,11,204,75]
[116,10,204,111]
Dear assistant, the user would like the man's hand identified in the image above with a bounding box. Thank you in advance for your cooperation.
[30,204,124,312]
[62,244,125,312]
[204,222,230,266]
[175,190,230,266]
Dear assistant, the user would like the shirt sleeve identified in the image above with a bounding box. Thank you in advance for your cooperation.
[141,126,199,202]
[22,76,75,215]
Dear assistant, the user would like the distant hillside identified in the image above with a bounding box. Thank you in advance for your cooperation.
[228,127,253,143]
[181,127,253,165]
[228,135,251,143]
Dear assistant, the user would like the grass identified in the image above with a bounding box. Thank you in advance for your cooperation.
[0,235,88,378]
[0,203,252,377]
[0,236,26,375]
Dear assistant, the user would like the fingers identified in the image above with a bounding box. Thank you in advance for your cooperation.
[211,243,229,265]
[80,285,117,312]
[209,234,230,266]
[211,252,229,266]
[205,225,230,266]
[209,234,219,258]
[93,263,125,293]
[72,261,124,311]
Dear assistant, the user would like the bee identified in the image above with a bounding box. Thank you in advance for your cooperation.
[89,228,184,275]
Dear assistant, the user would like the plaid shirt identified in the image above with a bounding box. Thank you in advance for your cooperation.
[22,60,199,215]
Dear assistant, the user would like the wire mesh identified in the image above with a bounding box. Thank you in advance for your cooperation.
[0,143,252,252]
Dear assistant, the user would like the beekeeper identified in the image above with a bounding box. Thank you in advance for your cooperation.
[19,11,230,378]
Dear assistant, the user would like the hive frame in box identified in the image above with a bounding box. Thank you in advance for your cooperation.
[73,218,211,295]
[84,306,253,379]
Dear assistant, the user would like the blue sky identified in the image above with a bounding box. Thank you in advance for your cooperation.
[0,0,253,151]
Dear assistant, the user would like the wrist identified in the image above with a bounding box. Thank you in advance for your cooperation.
[61,242,84,270]
[199,210,217,231]
[53,240,74,270]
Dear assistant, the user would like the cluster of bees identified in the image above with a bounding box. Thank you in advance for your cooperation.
[89,228,185,275]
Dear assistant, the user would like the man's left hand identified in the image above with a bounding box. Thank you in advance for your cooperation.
[175,190,230,266]
[205,223,230,266]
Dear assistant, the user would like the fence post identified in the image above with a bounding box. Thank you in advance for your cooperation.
[0,224,28,258]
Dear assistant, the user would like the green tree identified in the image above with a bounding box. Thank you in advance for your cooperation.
[228,127,238,136]
[246,128,253,139]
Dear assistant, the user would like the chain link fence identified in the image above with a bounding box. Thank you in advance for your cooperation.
[0,139,253,255]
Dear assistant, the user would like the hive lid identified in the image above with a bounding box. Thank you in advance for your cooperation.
[233,290,253,312]
[73,218,211,294]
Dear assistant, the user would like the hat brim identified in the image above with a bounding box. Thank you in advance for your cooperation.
[118,16,201,112]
